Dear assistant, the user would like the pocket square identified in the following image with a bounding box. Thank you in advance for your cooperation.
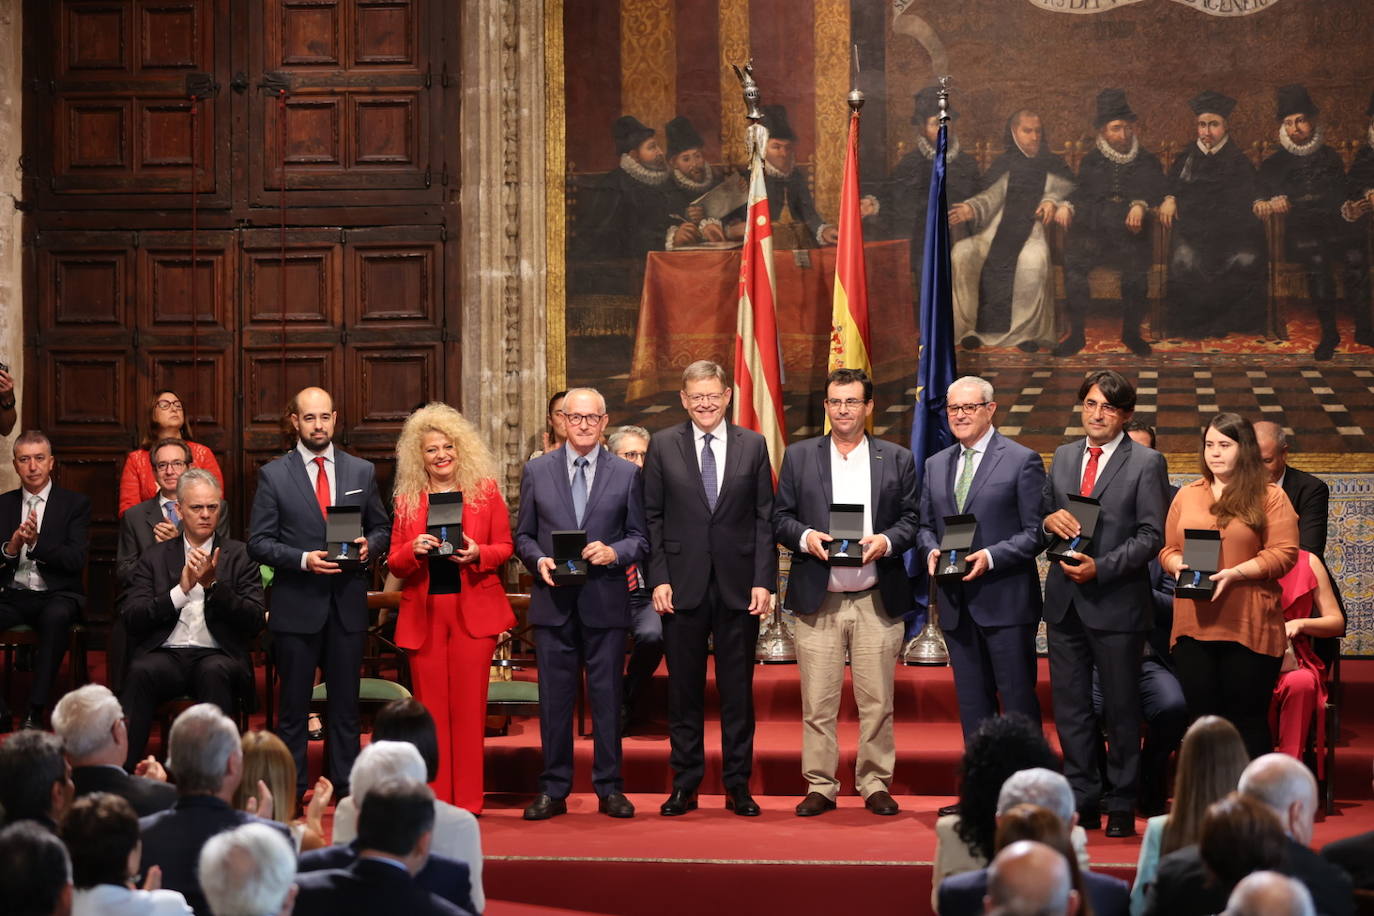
[344,488,363,496]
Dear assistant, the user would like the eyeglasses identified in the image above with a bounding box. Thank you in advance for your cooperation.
[1081,399,1123,416]
[155,399,184,411]
[153,460,188,471]
[560,411,605,427]
[824,398,868,410]
[946,402,989,416]
[617,451,646,461]
[684,392,726,405]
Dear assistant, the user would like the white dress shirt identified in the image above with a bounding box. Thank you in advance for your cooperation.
[165,535,220,650]
[7,480,53,591]
[692,419,727,497]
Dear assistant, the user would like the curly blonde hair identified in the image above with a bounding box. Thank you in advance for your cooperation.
[393,402,498,522]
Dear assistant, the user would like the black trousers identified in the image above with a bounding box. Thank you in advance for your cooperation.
[661,581,760,793]
[623,595,663,716]
[273,609,365,796]
[1092,656,1189,808]
[533,615,626,799]
[1173,636,1283,759]
[122,646,243,767]
[0,587,78,713]
[1064,230,1152,336]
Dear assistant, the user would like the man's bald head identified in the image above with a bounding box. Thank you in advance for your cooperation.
[1252,421,1287,483]
[1239,753,1318,846]
[1223,871,1315,916]
[985,839,1077,916]
[290,387,337,453]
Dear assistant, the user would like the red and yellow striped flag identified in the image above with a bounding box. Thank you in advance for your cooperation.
[733,122,787,480]
[827,108,872,430]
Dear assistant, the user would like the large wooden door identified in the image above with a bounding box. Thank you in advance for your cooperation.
[23,0,461,625]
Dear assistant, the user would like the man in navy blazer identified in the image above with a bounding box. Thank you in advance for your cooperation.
[514,387,648,820]
[917,376,1048,745]
[248,387,390,796]
[0,430,90,730]
[1042,370,1167,838]
[298,838,474,913]
[773,369,919,817]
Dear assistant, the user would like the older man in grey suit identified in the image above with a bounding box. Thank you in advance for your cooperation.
[1043,369,1167,838]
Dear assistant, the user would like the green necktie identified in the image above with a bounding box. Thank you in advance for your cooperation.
[953,448,977,512]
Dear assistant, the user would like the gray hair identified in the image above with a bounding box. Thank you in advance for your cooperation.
[682,360,728,388]
[348,740,427,806]
[51,684,124,760]
[948,375,994,403]
[167,703,242,795]
[1239,753,1317,828]
[199,822,296,916]
[986,839,1072,916]
[562,387,607,415]
[176,467,223,503]
[997,768,1075,825]
[608,425,651,455]
[1223,871,1315,916]
[1252,420,1287,448]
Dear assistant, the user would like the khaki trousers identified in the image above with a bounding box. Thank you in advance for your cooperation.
[793,588,904,799]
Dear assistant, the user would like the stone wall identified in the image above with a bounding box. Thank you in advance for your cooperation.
[0,0,19,491]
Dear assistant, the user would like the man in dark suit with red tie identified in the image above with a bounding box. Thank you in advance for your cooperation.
[643,360,776,817]
[248,387,390,797]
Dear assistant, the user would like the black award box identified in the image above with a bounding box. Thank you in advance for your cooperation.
[551,529,589,586]
[324,505,363,572]
[826,503,866,567]
[1047,494,1102,567]
[426,492,464,561]
[935,514,978,582]
[1175,528,1222,600]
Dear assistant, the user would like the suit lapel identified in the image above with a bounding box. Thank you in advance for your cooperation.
[286,449,322,519]
[164,538,187,588]
[716,422,743,512]
[1090,437,1131,498]
[546,446,579,525]
[963,434,1004,510]
[582,448,614,521]
[35,486,66,552]
[814,437,834,508]
[867,435,886,512]
[677,423,712,513]
[1060,440,1087,494]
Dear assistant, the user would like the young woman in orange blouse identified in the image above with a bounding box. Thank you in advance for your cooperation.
[1159,413,1299,758]
[387,402,516,812]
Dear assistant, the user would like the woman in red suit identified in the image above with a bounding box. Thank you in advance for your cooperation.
[388,402,515,812]
[119,389,225,516]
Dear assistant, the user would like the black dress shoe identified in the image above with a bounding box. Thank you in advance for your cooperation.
[725,786,760,817]
[21,708,43,731]
[795,792,836,817]
[660,788,698,816]
[864,790,900,816]
[1105,810,1136,838]
[522,794,567,821]
[1078,806,1102,831]
[937,802,961,817]
[598,792,635,818]
[1052,331,1086,358]
[1123,333,1153,357]
[307,713,324,741]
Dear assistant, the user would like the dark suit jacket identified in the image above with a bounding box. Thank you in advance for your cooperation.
[1281,465,1330,557]
[139,795,292,916]
[294,858,470,916]
[298,841,474,914]
[0,484,90,603]
[938,863,1130,916]
[1043,437,1168,632]
[122,536,265,679]
[1323,830,1374,891]
[247,448,390,635]
[772,435,919,617]
[117,496,230,589]
[1146,839,1354,916]
[513,445,648,629]
[1144,485,1181,669]
[71,764,177,817]
[643,420,776,609]
[916,431,1048,630]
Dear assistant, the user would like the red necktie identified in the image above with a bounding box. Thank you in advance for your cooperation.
[314,456,330,518]
[626,563,640,594]
[1080,446,1103,497]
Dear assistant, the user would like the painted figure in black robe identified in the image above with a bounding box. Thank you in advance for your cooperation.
[1158,91,1266,339]
[576,116,680,262]
[1257,85,1370,360]
[1056,89,1166,358]
[726,105,837,249]
[662,115,731,250]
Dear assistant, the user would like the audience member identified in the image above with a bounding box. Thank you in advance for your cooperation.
[531,390,569,458]
[51,684,176,817]
[607,424,662,736]
[62,792,191,915]
[1253,422,1329,557]
[119,391,225,518]
[0,819,74,916]
[230,731,330,852]
[1223,871,1316,916]
[330,737,485,913]
[0,729,75,829]
[1131,715,1250,915]
[985,839,1079,916]
[1322,762,1374,889]
[294,779,470,916]
[138,704,291,916]
[1272,550,1344,770]
[198,822,298,916]
[0,430,91,730]
[117,438,230,589]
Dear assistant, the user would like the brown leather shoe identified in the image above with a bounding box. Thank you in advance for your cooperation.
[864,790,899,816]
[795,792,836,817]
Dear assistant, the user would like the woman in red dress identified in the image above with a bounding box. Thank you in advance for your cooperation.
[118,389,224,516]
[1271,549,1344,772]
[388,402,515,812]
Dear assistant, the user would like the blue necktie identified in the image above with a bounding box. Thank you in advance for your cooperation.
[700,433,718,512]
[164,501,181,526]
[572,456,589,526]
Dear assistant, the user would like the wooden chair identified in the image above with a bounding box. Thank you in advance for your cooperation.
[306,591,412,732]
[0,621,88,707]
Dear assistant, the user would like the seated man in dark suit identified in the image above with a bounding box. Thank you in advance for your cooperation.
[294,778,470,916]
[1254,421,1329,556]
[120,469,265,768]
[140,703,292,915]
[0,430,90,731]
[117,437,230,588]
[50,683,176,817]
[0,730,74,831]
[199,822,298,916]
[298,817,474,913]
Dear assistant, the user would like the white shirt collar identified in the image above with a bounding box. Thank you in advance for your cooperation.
[21,480,53,504]
[565,443,599,469]
[296,440,336,466]
[1196,135,1229,156]
[961,426,996,455]
[830,435,870,462]
[1085,430,1126,458]
[693,418,726,442]
[182,534,215,556]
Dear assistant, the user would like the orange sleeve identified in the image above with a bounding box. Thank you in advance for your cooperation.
[1254,486,1299,580]
[118,450,146,516]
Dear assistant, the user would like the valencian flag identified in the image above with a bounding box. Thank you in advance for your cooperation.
[733,120,787,479]
[827,106,873,432]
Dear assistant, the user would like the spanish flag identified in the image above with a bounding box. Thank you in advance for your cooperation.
[828,107,872,430]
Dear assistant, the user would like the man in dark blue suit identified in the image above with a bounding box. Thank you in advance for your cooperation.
[917,376,1048,747]
[514,387,648,820]
[298,825,473,912]
[1042,370,1167,838]
[248,387,390,796]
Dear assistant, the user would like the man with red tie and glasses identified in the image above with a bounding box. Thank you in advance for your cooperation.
[1041,369,1168,839]
[249,387,390,799]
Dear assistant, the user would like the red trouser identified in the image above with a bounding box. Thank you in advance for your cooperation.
[1270,667,1319,762]
[409,593,498,813]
